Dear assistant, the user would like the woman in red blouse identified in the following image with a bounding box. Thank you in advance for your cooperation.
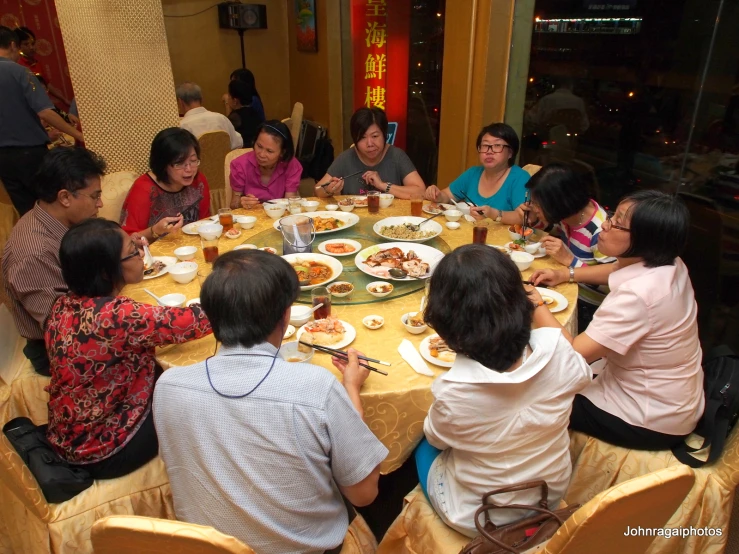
[120,128,211,242]
[45,218,212,479]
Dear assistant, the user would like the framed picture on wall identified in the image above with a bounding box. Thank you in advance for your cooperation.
[296,0,317,52]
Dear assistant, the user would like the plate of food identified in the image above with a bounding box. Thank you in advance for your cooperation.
[282,253,343,291]
[182,216,218,235]
[297,317,356,349]
[272,211,360,235]
[224,228,242,240]
[423,203,444,215]
[317,238,362,257]
[536,287,568,313]
[506,242,546,258]
[354,242,444,281]
[420,334,456,368]
[373,216,443,242]
[352,196,368,208]
[143,256,177,280]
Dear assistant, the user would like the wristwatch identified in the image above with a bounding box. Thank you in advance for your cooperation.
[569,267,575,283]
[494,209,503,223]
[384,182,393,193]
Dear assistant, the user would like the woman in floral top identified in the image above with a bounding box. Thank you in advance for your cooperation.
[45,218,212,479]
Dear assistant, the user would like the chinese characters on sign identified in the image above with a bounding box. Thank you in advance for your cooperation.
[362,1,387,110]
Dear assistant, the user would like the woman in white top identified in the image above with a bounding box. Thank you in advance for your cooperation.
[417,245,592,537]
[531,190,704,450]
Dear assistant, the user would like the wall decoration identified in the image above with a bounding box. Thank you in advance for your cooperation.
[295,0,317,52]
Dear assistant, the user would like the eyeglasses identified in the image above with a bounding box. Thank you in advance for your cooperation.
[172,159,201,171]
[73,190,103,201]
[477,144,510,154]
[603,215,631,232]
[121,249,142,263]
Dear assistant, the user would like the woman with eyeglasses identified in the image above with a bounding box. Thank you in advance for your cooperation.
[425,123,529,224]
[531,190,704,451]
[120,128,211,242]
[45,218,212,478]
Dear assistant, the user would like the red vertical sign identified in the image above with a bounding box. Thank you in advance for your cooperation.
[350,0,409,149]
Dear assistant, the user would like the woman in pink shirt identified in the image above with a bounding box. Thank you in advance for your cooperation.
[229,120,302,209]
[532,190,704,450]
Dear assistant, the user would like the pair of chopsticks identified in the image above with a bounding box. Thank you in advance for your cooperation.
[522,190,531,237]
[320,170,365,188]
[299,341,389,376]
[522,280,549,289]
[458,192,478,208]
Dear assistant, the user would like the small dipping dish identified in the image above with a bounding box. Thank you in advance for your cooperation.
[363,315,385,330]
[445,221,461,230]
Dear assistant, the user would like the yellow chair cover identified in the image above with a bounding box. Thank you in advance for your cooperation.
[378,465,694,554]
[522,164,542,176]
[97,171,137,223]
[90,511,377,554]
[224,148,252,208]
[0,177,19,258]
[199,131,232,215]
[281,101,304,150]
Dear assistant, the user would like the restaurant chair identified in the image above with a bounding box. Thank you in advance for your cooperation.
[199,131,232,214]
[376,465,694,554]
[0,177,19,255]
[281,101,304,151]
[522,164,542,177]
[97,171,137,223]
[91,516,255,554]
[565,426,739,554]
[0,427,175,554]
[224,148,252,208]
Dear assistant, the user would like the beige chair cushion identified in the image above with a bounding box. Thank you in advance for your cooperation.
[522,164,542,176]
[199,131,232,214]
[0,177,19,257]
[0,305,29,388]
[224,148,252,208]
[98,171,137,223]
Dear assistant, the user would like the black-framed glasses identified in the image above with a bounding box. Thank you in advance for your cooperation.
[604,214,630,232]
[477,144,510,154]
[121,250,142,263]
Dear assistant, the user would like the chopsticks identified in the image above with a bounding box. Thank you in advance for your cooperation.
[299,341,389,376]
[320,170,365,188]
[522,190,530,236]
[458,192,478,208]
[522,280,549,289]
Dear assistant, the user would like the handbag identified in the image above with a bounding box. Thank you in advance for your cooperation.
[459,481,580,554]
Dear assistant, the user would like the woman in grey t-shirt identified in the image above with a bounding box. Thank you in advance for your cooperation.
[315,107,426,199]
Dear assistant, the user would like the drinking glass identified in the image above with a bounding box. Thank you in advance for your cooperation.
[218,208,233,232]
[472,221,489,244]
[201,237,219,263]
[311,286,331,320]
[410,194,423,217]
[288,197,303,215]
[367,191,380,214]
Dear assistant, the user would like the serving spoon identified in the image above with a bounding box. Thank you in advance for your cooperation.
[144,289,163,304]
[407,211,442,232]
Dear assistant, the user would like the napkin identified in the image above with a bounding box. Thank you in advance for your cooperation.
[398,339,435,377]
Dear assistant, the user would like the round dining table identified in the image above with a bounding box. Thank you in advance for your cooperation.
[122,197,578,473]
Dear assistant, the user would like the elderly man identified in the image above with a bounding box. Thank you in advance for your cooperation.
[2,147,106,375]
[177,81,243,150]
[154,250,387,554]
[0,26,83,215]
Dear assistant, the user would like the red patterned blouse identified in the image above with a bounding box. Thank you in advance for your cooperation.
[44,295,212,464]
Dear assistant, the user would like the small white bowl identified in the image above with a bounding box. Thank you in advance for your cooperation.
[508,226,522,241]
[454,203,471,216]
[233,243,258,250]
[302,200,320,212]
[510,251,535,271]
[444,209,463,222]
[264,204,287,219]
[271,198,290,207]
[325,204,339,211]
[224,228,242,239]
[235,215,257,230]
[289,305,313,327]
[379,194,394,208]
[198,223,223,240]
[157,293,186,308]
[363,315,385,330]
[169,262,198,284]
[279,341,313,363]
[328,281,354,297]
[174,246,197,262]
[339,202,355,212]
[445,221,461,230]
[402,312,428,334]
[366,281,394,298]
[524,242,541,255]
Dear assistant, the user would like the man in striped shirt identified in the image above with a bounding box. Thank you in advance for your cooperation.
[2,147,106,375]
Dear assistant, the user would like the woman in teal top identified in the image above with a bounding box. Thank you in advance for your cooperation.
[425,123,530,225]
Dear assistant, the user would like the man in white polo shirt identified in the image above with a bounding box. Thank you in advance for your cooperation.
[177,81,243,150]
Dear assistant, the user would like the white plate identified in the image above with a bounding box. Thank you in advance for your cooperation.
[182,216,219,235]
[489,244,511,253]
[317,238,362,257]
[422,204,443,216]
[505,242,546,258]
[296,320,356,350]
[272,211,360,235]
[143,256,177,280]
[354,242,445,281]
[537,287,568,313]
[352,196,368,208]
[419,334,456,368]
[281,253,344,291]
[373,216,443,243]
[283,324,296,339]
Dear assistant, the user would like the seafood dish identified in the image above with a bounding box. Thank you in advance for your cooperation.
[429,336,456,363]
[224,228,241,239]
[379,224,435,241]
[352,197,368,207]
[368,283,393,294]
[302,317,346,346]
[338,199,354,206]
[144,260,166,276]
[424,203,443,214]
[313,216,345,232]
[407,312,425,327]
[324,242,356,254]
[292,260,333,286]
[362,247,430,278]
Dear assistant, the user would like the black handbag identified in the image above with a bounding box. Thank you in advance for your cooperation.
[3,417,93,503]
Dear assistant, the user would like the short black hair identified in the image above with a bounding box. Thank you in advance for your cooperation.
[527,163,590,224]
[228,80,254,106]
[350,107,388,145]
[200,250,299,348]
[33,147,107,203]
[15,26,34,43]
[256,120,294,162]
[476,123,520,167]
[230,68,260,99]
[60,219,125,297]
[424,245,533,371]
[0,26,18,49]
[149,127,200,184]
[620,190,689,267]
